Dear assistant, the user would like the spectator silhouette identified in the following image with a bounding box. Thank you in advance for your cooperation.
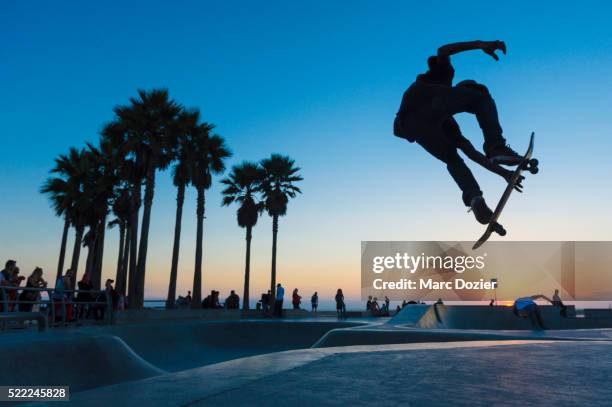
[311,292,318,313]
[292,288,302,310]
[274,283,284,317]
[18,267,47,312]
[335,288,346,319]
[551,289,568,317]
[225,290,240,309]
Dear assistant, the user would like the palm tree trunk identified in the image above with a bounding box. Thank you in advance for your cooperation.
[69,224,84,284]
[93,215,107,288]
[191,186,205,308]
[56,216,70,281]
[115,222,125,293]
[119,224,131,297]
[166,183,185,309]
[270,215,279,301]
[270,215,278,305]
[135,168,156,308]
[243,226,252,311]
[127,184,140,308]
[85,230,98,287]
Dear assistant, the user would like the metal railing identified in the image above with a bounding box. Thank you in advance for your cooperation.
[0,285,114,330]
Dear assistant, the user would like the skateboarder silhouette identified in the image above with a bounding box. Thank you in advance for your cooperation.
[394,40,523,225]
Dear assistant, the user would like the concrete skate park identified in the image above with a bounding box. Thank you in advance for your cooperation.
[3,305,612,406]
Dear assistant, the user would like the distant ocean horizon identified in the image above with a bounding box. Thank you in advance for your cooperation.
[143,298,612,311]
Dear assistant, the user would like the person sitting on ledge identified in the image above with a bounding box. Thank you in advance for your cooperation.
[260,290,271,312]
[202,290,214,308]
[552,289,568,317]
[225,290,240,309]
[513,294,554,330]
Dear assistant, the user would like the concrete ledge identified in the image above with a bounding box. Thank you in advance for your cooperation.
[0,312,47,331]
[116,308,371,323]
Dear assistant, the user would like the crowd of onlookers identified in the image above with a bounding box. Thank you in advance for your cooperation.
[253,284,347,319]
[3,259,421,323]
[1,259,118,324]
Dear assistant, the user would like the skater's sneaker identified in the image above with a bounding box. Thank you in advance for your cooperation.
[486,144,522,165]
[470,196,493,225]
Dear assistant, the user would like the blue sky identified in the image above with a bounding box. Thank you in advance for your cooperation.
[1,1,612,303]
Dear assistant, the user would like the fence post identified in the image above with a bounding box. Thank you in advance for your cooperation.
[1,287,7,313]
[1,287,6,330]
[61,295,66,325]
[48,289,55,327]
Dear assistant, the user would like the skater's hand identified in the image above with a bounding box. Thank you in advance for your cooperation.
[481,40,506,61]
[503,171,525,193]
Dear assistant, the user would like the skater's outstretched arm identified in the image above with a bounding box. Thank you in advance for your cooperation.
[457,139,524,192]
[438,40,507,61]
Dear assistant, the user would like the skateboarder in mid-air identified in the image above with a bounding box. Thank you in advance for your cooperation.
[394,40,524,225]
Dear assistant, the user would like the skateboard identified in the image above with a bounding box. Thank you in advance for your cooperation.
[473,132,538,250]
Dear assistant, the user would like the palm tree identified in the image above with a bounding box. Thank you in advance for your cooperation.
[260,154,303,300]
[111,89,182,307]
[43,148,91,284]
[165,110,198,309]
[190,124,231,308]
[40,177,73,281]
[81,143,117,289]
[221,162,265,310]
[100,120,143,305]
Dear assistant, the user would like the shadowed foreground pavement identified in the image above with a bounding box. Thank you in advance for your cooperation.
[69,341,612,406]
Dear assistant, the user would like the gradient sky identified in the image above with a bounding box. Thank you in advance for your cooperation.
[1,1,612,306]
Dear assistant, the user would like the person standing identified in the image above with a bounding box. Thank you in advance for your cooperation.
[7,267,25,311]
[292,288,301,310]
[76,272,93,319]
[260,291,270,312]
[18,267,47,312]
[274,283,285,317]
[551,289,568,317]
[0,260,17,312]
[335,288,346,319]
[311,292,319,313]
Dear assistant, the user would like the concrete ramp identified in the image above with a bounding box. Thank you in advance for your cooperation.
[388,305,430,326]
[0,335,162,392]
[80,320,364,371]
[414,305,612,330]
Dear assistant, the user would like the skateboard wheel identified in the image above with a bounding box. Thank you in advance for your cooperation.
[530,158,539,166]
[529,166,539,175]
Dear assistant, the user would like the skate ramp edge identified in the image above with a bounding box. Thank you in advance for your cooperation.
[388,304,430,325]
[0,335,163,392]
[413,305,612,330]
[84,320,367,371]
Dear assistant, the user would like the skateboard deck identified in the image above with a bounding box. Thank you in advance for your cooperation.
[472,132,536,250]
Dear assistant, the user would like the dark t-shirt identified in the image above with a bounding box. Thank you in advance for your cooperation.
[417,55,454,86]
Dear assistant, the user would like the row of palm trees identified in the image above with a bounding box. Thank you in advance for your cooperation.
[41,88,302,310]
